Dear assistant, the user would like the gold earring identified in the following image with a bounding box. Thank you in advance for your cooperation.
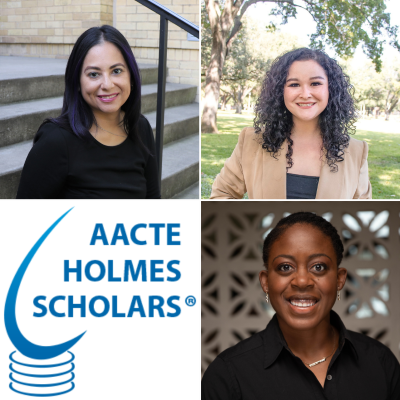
[265,292,269,303]
[337,289,341,301]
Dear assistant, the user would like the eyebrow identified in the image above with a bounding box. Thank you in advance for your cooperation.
[286,76,326,83]
[272,253,332,262]
[84,63,126,73]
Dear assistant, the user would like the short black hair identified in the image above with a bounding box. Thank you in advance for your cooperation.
[262,211,344,268]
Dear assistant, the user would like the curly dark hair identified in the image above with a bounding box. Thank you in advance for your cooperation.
[254,48,357,172]
[262,211,344,269]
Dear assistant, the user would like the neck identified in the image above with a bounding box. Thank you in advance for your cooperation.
[291,117,321,140]
[277,314,335,362]
[93,109,123,131]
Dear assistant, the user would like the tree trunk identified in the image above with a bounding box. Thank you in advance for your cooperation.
[201,0,244,133]
[220,94,226,110]
[201,34,226,133]
[236,86,243,114]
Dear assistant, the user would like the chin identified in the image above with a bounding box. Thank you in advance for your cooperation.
[283,314,323,331]
[293,113,320,122]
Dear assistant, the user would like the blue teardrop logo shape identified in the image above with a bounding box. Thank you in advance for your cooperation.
[4,208,86,360]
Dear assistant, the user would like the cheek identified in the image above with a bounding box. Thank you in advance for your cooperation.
[283,89,296,108]
[80,77,98,95]
[319,87,329,105]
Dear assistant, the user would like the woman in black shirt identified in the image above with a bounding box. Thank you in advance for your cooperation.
[17,25,160,199]
[202,212,400,399]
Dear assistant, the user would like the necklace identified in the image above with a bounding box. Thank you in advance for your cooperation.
[97,124,127,138]
[288,327,337,368]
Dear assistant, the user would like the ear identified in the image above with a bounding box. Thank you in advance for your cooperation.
[259,269,269,293]
[337,267,347,291]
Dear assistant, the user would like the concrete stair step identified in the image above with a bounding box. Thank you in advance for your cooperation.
[0,134,199,199]
[0,56,159,104]
[141,83,197,114]
[172,182,199,199]
[0,97,198,148]
[161,134,199,199]
[0,141,31,199]
[144,103,199,145]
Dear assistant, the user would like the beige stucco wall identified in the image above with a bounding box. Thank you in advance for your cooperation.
[0,0,199,97]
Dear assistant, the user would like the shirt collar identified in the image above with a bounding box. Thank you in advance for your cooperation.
[262,310,358,369]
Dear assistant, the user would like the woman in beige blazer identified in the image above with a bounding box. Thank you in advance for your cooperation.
[211,48,372,199]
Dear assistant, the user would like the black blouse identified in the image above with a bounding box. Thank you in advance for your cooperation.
[202,311,400,400]
[286,172,319,199]
[16,116,160,199]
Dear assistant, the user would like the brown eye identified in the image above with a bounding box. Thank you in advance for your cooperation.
[278,264,293,272]
[311,264,325,272]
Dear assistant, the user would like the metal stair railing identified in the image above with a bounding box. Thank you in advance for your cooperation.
[134,0,199,189]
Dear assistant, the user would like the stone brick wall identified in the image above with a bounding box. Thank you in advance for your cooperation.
[0,0,199,99]
[0,0,112,51]
[115,0,199,94]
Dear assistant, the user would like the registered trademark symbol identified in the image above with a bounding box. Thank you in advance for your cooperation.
[185,296,196,306]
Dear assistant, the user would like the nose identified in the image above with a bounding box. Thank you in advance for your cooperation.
[291,267,314,290]
[299,85,311,99]
[101,73,114,90]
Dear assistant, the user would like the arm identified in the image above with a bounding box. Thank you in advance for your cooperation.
[353,140,372,199]
[202,357,240,400]
[380,347,400,399]
[141,117,161,199]
[210,128,248,199]
[16,123,68,199]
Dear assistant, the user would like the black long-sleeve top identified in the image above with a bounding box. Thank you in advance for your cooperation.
[202,311,400,400]
[16,116,160,199]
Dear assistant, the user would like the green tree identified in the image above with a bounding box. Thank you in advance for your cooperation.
[381,63,400,120]
[201,0,400,133]
[220,20,300,113]
[341,59,384,108]
[342,57,400,119]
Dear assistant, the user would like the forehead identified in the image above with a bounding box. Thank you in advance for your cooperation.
[286,60,328,81]
[82,41,125,67]
[270,223,335,258]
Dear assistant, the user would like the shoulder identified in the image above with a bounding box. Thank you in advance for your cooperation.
[216,330,264,363]
[347,330,399,367]
[35,121,75,146]
[135,115,154,145]
[234,127,264,159]
[137,115,153,135]
[347,136,368,161]
[238,127,261,144]
[202,330,264,396]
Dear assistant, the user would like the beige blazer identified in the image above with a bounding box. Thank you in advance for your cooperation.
[210,127,372,199]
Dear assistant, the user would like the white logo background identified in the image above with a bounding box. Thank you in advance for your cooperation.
[0,201,200,399]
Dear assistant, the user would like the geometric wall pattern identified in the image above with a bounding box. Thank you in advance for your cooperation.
[201,201,400,373]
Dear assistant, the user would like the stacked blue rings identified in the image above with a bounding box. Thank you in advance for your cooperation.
[9,351,76,397]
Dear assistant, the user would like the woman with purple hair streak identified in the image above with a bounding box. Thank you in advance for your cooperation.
[17,25,160,199]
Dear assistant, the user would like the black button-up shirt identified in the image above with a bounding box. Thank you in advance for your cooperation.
[202,311,400,400]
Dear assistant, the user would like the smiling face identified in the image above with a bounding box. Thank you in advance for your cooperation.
[259,223,347,332]
[283,60,329,126]
[80,41,131,118]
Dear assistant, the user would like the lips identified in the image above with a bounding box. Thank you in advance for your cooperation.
[97,93,119,103]
[286,295,319,308]
[98,93,119,99]
[296,102,316,108]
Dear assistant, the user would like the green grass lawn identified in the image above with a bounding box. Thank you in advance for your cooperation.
[201,111,400,199]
